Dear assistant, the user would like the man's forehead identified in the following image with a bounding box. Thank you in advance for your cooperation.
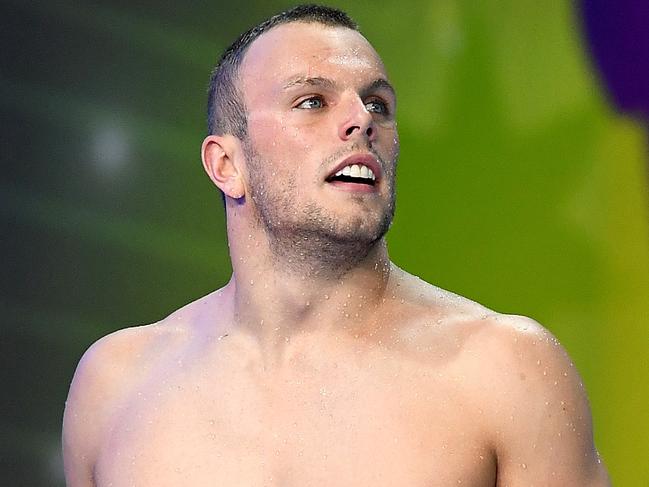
[239,22,386,85]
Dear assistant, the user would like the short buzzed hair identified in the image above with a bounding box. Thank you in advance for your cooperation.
[206,4,359,138]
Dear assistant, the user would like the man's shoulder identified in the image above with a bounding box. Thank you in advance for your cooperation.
[462,312,578,385]
[396,272,580,396]
[62,322,163,482]
[395,269,563,362]
[73,322,167,383]
[431,299,578,392]
[451,312,599,463]
[63,321,171,424]
[61,293,218,482]
[65,288,229,405]
[425,303,607,482]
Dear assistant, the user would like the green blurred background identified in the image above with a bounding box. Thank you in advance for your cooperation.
[1,0,647,485]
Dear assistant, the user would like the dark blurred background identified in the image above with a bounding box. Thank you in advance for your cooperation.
[1,1,648,485]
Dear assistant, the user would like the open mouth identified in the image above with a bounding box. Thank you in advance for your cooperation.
[326,163,377,186]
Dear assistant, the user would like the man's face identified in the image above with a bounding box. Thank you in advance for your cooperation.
[238,22,399,249]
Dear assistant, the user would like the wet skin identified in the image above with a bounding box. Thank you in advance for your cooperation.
[63,271,610,486]
[62,22,611,487]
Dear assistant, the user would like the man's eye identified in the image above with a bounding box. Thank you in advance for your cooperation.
[365,99,389,115]
[296,97,324,109]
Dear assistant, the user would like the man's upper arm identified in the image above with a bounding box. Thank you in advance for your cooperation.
[484,316,611,486]
[62,329,140,486]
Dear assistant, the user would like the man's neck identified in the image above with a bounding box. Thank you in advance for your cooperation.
[223,224,393,365]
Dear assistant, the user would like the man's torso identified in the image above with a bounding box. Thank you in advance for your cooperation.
[92,286,503,486]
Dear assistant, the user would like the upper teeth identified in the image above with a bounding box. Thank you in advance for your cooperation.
[335,164,376,180]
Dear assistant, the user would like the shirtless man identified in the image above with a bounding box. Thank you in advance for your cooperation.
[62,5,611,486]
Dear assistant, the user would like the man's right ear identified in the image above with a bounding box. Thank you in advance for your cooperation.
[201,134,245,199]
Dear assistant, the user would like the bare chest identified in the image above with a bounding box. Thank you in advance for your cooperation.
[95,349,495,486]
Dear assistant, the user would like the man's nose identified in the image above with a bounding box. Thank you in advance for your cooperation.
[338,97,376,143]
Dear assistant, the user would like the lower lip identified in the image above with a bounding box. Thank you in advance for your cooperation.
[326,180,378,193]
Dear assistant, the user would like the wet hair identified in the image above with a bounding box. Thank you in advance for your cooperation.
[206,4,359,138]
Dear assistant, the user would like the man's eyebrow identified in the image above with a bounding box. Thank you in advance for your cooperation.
[362,78,396,98]
[282,76,337,90]
[282,75,396,99]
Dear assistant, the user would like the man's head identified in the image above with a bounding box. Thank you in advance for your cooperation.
[207,5,358,139]
[202,5,400,273]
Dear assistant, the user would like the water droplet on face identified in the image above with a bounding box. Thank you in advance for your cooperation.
[521,463,527,470]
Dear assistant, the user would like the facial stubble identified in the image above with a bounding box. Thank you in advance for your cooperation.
[243,140,396,278]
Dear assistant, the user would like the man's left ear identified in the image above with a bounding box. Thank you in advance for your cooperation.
[201,134,245,199]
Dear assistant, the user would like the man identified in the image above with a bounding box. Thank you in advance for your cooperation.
[63,5,611,486]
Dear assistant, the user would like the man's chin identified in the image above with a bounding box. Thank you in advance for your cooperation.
[324,212,392,245]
